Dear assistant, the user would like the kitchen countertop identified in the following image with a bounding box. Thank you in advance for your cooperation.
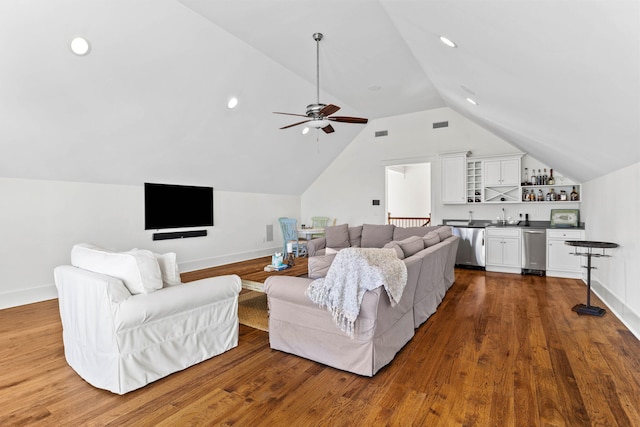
[442,219,585,230]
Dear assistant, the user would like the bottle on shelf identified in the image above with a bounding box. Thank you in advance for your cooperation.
[530,170,537,185]
[537,189,544,201]
[560,190,567,201]
[543,168,548,185]
[548,168,555,185]
[550,188,556,201]
[570,186,579,201]
[523,168,528,185]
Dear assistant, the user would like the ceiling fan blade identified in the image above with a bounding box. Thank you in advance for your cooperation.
[273,112,309,118]
[328,116,369,124]
[322,124,335,134]
[280,119,311,129]
[319,104,340,116]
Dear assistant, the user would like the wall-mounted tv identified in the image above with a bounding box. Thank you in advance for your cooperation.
[144,183,214,230]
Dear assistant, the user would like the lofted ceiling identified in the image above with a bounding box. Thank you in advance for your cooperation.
[1,0,638,194]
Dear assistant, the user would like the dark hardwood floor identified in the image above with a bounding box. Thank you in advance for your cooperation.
[1,268,639,426]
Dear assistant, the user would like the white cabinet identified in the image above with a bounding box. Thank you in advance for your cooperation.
[483,156,522,203]
[485,227,521,274]
[441,152,469,204]
[483,158,520,186]
[546,229,585,278]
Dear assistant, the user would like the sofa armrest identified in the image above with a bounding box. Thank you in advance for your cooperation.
[114,275,241,329]
[307,237,326,257]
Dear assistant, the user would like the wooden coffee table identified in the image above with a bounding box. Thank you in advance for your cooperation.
[181,256,308,288]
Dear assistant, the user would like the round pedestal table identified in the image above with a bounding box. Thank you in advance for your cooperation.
[564,240,618,316]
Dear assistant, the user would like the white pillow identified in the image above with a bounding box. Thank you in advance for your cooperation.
[153,252,181,287]
[325,247,339,255]
[71,244,163,295]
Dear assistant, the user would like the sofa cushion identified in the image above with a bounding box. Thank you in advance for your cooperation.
[423,231,441,247]
[325,224,350,249]
[153,252,181,287]
[437,226,453,241]
[361,224,395,248]
[308,254,337,279]
[383,241,405,260]
[423,231,441,248]
[398,236,425,257]
[71,243,163,295]
[393,226,433,241]
[348,226,363,247]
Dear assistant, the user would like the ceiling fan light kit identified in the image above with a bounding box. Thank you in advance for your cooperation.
[274,32,368,135]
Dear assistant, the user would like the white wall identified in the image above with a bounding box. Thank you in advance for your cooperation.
[582,162,640,337]
[302,107,521,225]
[0,177,300,309]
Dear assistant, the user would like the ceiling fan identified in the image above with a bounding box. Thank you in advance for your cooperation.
[274,33,368,134]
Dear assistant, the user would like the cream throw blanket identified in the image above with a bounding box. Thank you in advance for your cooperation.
[305,247,408,338]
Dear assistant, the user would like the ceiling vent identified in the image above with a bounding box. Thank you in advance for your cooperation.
[433,121,449,129]
[375,130,388,137]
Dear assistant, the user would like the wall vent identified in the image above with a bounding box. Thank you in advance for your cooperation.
[266,224,273,242]
[375,130,388,137]
[433,121,449,129]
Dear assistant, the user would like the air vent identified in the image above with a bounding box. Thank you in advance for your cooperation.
[433,121,449,129]
[375,130,388,137]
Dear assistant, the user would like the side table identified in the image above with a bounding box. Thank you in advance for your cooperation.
[565,240,618,316]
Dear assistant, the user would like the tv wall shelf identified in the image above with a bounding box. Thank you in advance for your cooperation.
[153,230,207,241]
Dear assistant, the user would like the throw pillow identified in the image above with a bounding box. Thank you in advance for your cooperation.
[325,247,339,255]
[325,224,350,249]
[437,226,453,241]
[71,243,163,295]
[423,231,441,247]
[361,224,395,248]
[398,236,425,257]
[153,252,181,286]
[393,226,432,241]
[383,241,405,260]
[348,225,363,247]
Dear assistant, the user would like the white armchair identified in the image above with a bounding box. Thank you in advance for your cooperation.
[54,244,241,394]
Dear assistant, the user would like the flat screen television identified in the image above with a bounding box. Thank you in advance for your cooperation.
[144,183,214,230]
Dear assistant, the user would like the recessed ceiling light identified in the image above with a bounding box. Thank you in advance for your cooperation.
[439,36,457,48]
[227,97,239,109]
[302,127,310,135]
[466,97,478,106]
[70,36,90,56]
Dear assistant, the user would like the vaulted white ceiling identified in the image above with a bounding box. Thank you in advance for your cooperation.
[1,0,638,194]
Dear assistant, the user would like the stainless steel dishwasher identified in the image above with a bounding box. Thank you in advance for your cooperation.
[522,228,546,275]
[451,226,486,269]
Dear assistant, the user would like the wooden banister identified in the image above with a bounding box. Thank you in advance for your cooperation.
[387,212,431,227]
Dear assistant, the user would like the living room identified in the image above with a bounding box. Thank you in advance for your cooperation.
[1,0,639,423]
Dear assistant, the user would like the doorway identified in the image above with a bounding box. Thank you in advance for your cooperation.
[386,162,431,224]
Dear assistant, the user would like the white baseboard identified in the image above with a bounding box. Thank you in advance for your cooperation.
[179,246,283,273]
[588,278,640,341]
[0,284,58,310]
